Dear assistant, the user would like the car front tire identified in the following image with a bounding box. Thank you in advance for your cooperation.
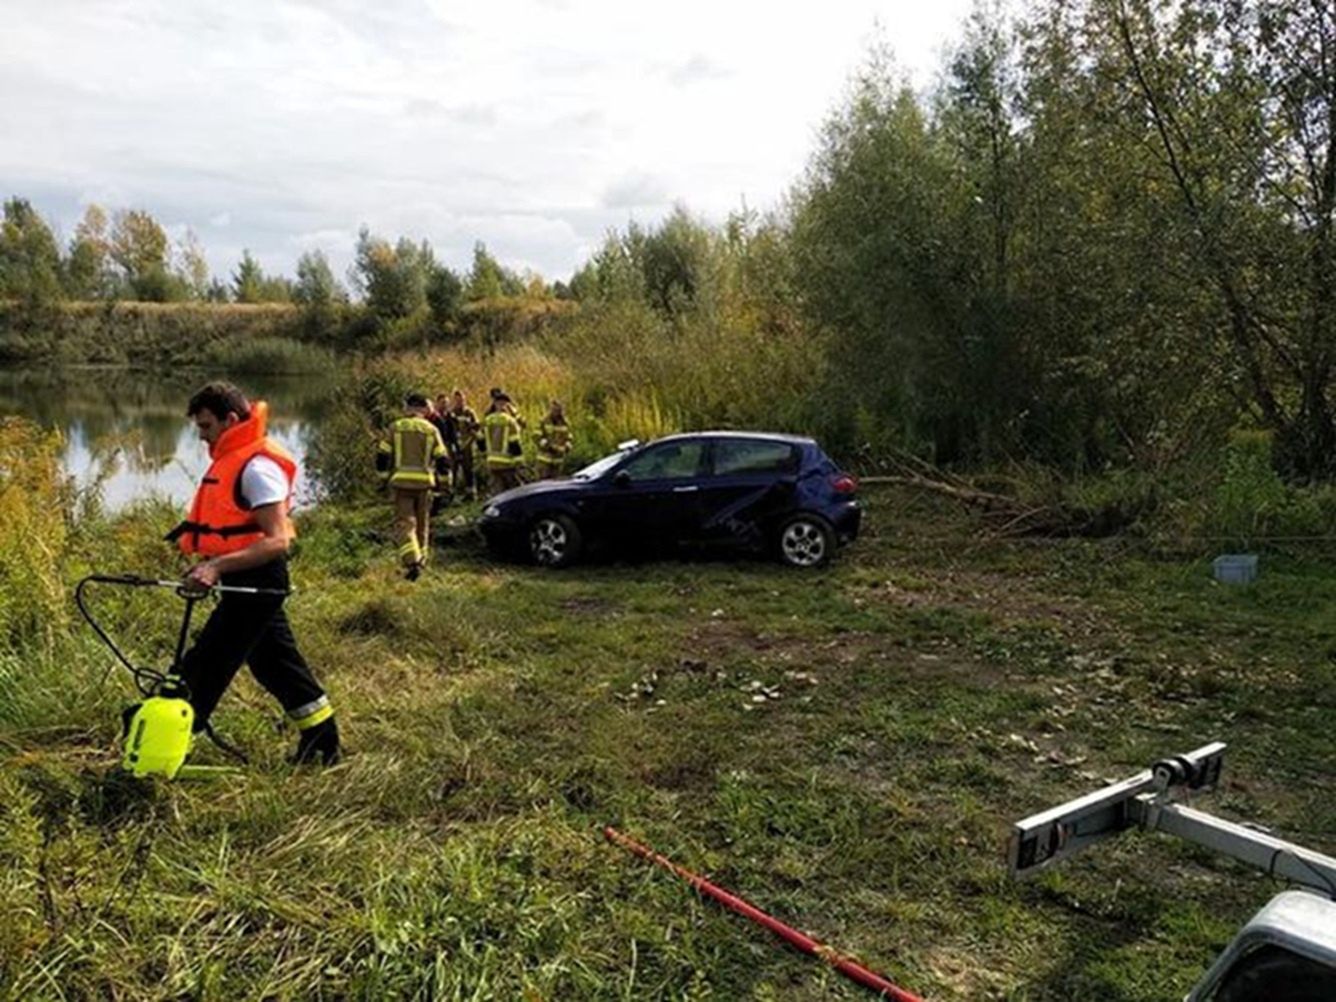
[777,514,835,568]
[529,513,582,568]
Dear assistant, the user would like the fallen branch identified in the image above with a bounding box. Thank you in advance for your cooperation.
[856,469,1149,539]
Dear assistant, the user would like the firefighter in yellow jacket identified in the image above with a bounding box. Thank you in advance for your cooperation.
[447,388,481,500]
[536,399,572,479]
[378,392,448,580]
[482,389,524,495]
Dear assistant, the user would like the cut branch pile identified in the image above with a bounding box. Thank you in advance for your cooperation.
[858,453,1148,538]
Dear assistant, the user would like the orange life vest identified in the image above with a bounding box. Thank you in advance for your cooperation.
[167,401,298,556]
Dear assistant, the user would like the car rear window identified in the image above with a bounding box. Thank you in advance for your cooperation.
[712,439,800,475]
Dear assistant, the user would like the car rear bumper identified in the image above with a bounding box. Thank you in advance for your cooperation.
[831,501,861,544]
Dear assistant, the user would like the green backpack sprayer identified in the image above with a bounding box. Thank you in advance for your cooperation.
[76,574,286,779]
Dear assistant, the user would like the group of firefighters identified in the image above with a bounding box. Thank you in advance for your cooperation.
[377,388,572,580]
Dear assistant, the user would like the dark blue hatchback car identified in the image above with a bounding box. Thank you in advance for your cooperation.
[479,432,860,568]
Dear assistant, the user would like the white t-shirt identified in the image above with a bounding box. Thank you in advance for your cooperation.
[240,455,291,509]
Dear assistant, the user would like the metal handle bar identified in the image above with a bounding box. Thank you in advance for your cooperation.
[77,574,289,695]
[83,573,292,597]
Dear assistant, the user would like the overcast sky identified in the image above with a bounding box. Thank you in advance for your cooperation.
[2,0,974,284]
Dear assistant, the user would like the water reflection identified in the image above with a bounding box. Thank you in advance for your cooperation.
[0,367,339,510]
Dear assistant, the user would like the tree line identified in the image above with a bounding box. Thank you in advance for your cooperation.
[566,0,1336,481]
[0,198,538,322]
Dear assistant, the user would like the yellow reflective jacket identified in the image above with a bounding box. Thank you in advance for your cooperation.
[537,419,572,462]
[483,411,523,468]
[450,406,480,448]
[379,415,447,489]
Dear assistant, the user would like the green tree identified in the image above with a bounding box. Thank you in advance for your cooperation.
[65,204,113,299]
[464,242,522,300]
[425,260,463,327]
[258,274,294,303]
[0,197,64,305]
[110,209,172,301]
[294,249,344,307]
[232,249,265,304]
[791,53,970,459]
[1077,0,1336,477]
[351,228,429,319]
[638,206,716,315]
[569,229,645,303]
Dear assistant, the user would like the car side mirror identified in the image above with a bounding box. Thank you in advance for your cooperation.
[613,470,631,488]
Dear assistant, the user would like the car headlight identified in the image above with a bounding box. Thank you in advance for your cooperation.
[482,505,501,519]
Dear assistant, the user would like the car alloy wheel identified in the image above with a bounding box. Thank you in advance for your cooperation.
[525,512,582,568]
[780,517,830,568]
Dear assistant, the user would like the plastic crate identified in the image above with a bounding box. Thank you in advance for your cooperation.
[1213,554,1258,585]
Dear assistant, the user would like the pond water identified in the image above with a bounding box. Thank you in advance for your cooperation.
[0,367,341,511]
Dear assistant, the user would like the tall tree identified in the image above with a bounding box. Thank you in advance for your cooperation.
[0,198,63,305]
[1079,0,1336,476]
[464,242,522,301]
[232,249,265,304]
[110,209,171,301]
[351,228,430,319]
[174,229,211,300]
[425,260,463,326]
[294,249,344,307]
[639,206,716,315]
[66,204,113,299]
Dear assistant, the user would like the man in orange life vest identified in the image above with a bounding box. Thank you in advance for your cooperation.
[165,382,340,765]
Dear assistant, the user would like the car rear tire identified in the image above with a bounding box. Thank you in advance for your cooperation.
[529,513,582,568]
[777,514,834,568]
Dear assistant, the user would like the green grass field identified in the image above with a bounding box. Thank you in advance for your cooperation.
[3,486,1335,1000]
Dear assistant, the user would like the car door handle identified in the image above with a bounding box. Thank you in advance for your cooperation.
[673,485,699,493]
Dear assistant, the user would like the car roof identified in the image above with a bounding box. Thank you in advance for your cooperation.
[652,431,816,447]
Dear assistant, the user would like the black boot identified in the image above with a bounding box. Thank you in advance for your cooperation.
[291,717,341,765]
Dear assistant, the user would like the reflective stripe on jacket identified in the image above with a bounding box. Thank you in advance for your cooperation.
[381,416,446,489]
[483,411,523,468]
[537,419,571,462]
[171,401,297,556]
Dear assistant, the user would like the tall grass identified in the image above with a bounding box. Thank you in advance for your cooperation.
[199,335,338,374]
[307,298,832,501]
[0,419,69,649]
[0,420,182,736]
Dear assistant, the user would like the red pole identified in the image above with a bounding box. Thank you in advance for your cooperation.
[603,826,924,1002]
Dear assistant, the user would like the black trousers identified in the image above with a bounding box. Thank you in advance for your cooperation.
[176,560,328,729]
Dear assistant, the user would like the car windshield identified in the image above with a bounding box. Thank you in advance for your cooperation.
[571,449,636,480]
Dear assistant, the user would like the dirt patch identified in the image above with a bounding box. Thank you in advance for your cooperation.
[868,569,1103,634]
[336,598,402,637]
[559,595,616,615]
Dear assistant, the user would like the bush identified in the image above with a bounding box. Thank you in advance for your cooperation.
[306,366,410,504]
[1212,431,1292,549]
[1146,430,1336,552]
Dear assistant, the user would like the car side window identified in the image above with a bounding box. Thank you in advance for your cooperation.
[620,442,706,481]
[711,439,799,476]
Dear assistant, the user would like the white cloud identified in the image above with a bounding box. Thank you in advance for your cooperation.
[601,172,671,210]
[1,0,975,282]
[668,54,731,87]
